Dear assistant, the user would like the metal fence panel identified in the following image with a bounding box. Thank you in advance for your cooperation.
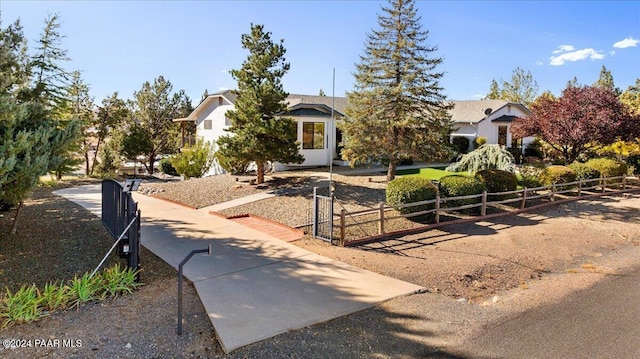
[312,187,334,242]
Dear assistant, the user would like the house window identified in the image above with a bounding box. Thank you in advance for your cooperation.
[498,125,507,146]
[302,122,325,149]
[225,117,231,126]
[204,120,212,130]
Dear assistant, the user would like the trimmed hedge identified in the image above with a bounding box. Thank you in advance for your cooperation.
[540,165,576,186]
[475,169,518,194]
[568,162,600,181]
[438,175,485,208]
[386,177,438,215]
[585,158,628,178]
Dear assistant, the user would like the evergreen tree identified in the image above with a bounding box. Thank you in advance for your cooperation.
[200,88,209,104]
[594,65,620,95]
[128,76,186,174]
[217,24,303,184]
[500,67,538,106]
[30,13,70,114]
[486,79,500,99]
[63,70,95,176]
[341,0,454,180]
[92,92,129,175]
[318,89,326,96]
[0,20,62,234]
[566,76,580,88]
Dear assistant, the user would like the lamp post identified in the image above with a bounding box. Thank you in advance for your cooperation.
[177,245,211,335]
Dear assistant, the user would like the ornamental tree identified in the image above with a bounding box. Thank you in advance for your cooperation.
[341,0,454,181]
[511,85,638,164]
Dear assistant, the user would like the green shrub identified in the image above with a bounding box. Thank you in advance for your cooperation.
[159,158,179,176]
[474,136,487,149]
[507,147,524,164]
[568,162,600,181]
[215,150,251,174]
[170,139,215,179]
[627,155,640,175]
[585,158,627,178]
[452,137,470,155]
[475,169,518,194]
[438,175,485,208]
[539,165,576,186]
[386,177,437,215]
[518,164,544,188]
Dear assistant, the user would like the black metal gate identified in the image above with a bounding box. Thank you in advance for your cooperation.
[101,179,141,272]
[312,187,334,242]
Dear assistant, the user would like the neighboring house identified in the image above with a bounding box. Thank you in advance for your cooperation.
[449,99,533,152]
[175,91,532,176]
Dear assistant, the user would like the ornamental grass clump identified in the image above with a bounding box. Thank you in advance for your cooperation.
[438,175,485,209]
[386,177,437,215]
[0,284,43,329]
[0,265,142,329]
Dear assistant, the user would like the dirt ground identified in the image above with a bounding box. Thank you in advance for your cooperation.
[2,183,640,358]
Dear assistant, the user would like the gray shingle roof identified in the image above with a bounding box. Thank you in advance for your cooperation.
[447,99,511,123]
[286,94,348,115]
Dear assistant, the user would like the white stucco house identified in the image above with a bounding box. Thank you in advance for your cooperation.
[174,91,532,175]
[448,99,533,151]
[174,90,348,176]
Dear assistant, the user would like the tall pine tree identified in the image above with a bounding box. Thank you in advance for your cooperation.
[341,0,454,180]
[217,24,303,184]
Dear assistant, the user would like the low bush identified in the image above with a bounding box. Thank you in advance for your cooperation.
[585,158,627,178]
[475,169,518,194]
[474,136,487,149]
[386,177,437,215]
[452,137,470,155]
[539,165,576,186]
[568,162,600,181]
[170,139,215,179]
[159,158,179,176]
[518,164,544,188]
[438,175,485,209]
[507,147,524,164]
[627,154,640,175]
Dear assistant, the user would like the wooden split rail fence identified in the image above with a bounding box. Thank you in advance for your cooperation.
[335,175,640,246]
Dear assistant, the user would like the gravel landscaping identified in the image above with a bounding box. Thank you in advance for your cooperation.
[3,173,640,358]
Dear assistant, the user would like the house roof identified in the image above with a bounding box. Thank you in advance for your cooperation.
[286,94,348,115]
[491,115,519,123]
[447,99,508,123]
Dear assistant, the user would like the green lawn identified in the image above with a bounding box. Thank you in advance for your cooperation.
[396,167,464,181]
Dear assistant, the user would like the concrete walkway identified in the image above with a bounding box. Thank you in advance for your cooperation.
[53,185,423,353]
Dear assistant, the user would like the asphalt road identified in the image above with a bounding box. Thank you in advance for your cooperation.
[449,266,640,359]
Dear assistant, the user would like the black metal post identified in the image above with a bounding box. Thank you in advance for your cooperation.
[177,245,211,335]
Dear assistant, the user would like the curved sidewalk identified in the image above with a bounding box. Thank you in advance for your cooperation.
[53,185,423,353]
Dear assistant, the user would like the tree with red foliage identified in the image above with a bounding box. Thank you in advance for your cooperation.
[511,85,638,164]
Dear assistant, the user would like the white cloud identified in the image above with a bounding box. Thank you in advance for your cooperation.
[609,50,616,56]
[472,94,483,99]
[549,48,605,66]
[613,37,639,48]
[536,61,543,66]
[552,45,575,54]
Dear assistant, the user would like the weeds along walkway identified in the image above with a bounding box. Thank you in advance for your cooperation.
[53,184,423,353]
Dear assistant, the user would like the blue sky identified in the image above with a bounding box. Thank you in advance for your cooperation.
[2,1,638,106]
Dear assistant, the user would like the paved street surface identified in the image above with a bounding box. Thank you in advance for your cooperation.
[450,266,640,359]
